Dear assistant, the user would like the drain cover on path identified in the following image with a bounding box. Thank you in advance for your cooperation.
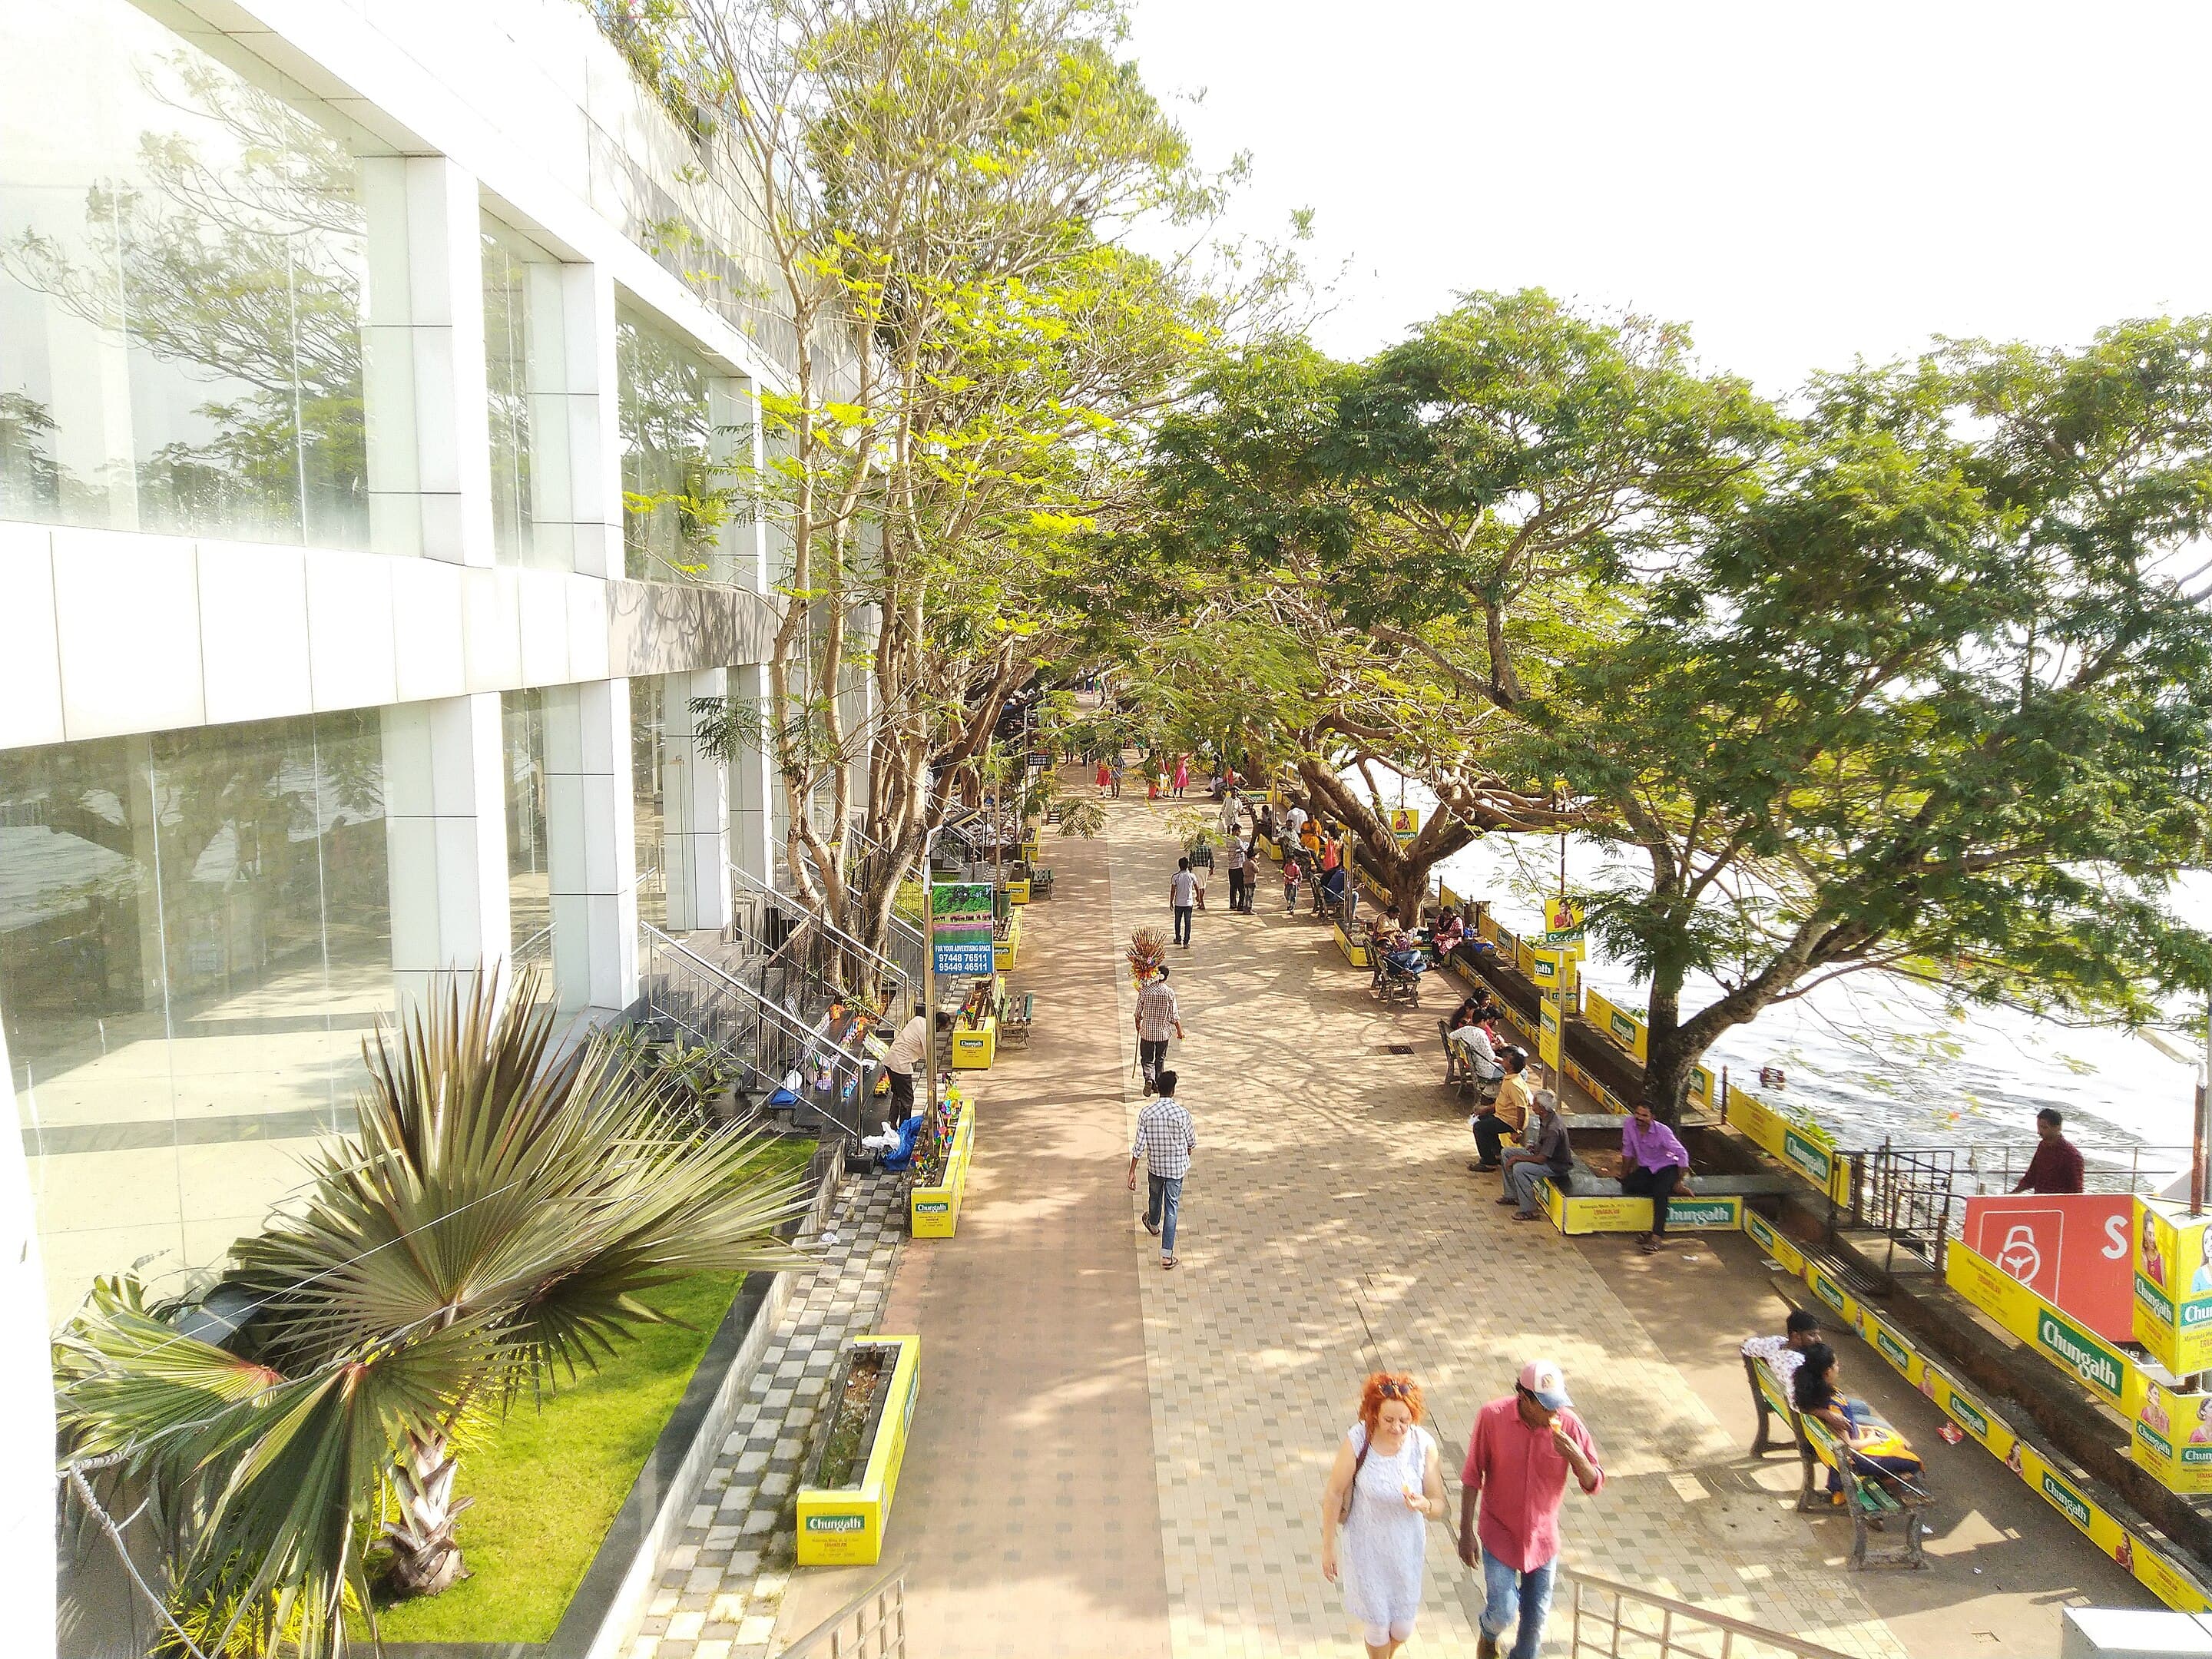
[1382,1042,1416,1055]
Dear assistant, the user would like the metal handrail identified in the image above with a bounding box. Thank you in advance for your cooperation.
[1561,1569,1853,1659]
[732,861,912,1015]
[636,923,876,1141]
[775,1566,906,1658]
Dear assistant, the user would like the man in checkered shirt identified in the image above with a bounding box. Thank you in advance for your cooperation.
[1127,1069,1196,1270]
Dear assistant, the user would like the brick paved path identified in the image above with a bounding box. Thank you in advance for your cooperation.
[627,1176,906,1659]
[628,794,2020,1657]
[1094,803,1909,1659]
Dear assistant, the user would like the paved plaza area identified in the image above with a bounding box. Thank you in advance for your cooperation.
[644,793,2149,1659]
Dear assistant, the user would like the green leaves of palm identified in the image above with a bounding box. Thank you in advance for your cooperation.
[227,974,810,1386]
[58,971,814,1647]
[57,1280,498,1653]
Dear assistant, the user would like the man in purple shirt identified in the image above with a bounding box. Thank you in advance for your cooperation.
[1618,1100,1694,1256]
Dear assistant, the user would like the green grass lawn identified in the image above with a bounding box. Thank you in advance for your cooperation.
[371,1140,818,1643]
[370,1270,745,1643]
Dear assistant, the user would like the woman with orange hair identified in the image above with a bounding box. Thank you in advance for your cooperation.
[1320,1371,1448,1657]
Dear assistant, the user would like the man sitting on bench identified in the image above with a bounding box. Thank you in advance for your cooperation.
[1742,1309,1823,1391]
[1618,1099,1695,1256]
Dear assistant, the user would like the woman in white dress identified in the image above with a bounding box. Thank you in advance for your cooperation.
[1320,1372,1449,1657]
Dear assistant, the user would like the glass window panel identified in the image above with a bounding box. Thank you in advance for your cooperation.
[482,216,573,571]
[617,304,725,583]
[0,0,368,546]
[502,688,554,1002]
[631,675,667,929]
[1,710,390,1316]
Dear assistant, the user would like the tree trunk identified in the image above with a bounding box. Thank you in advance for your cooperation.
[382,1427,473,1597]
[1641,1019,1703,1127]
[1292,759,1471,926]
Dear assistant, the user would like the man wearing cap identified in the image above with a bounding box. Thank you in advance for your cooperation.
[1459,1359,1604,1659]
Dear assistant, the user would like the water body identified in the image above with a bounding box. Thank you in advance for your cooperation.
[1377,784,2212,1192]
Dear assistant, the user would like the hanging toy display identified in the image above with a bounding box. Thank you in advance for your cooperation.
[1128,926,1168,985]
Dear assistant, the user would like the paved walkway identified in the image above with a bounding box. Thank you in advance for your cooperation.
[627,1177,906,1659]
[637,790,2144,1659]
[1095,811,1907,1657]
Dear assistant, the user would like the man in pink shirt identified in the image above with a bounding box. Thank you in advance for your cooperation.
[1458,1359,1604,1659]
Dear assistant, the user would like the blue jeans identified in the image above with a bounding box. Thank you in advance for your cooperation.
[1145,1174,1184,1253]
[1481,1546,1556,1659]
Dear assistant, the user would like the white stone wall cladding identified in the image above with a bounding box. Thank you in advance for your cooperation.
[0,526,783,754]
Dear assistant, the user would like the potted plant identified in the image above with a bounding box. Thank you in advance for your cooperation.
[795,1335,922,1565]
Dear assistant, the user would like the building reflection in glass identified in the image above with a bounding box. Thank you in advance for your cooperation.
[0,0,369,547]
[617,304,724,582]
[0,710,392,1314]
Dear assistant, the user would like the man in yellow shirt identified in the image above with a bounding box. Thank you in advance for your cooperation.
[1471,1049,1532,1171]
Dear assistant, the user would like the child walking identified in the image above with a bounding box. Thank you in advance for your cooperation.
[1283,857,1301,914]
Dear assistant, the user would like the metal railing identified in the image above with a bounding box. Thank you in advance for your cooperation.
[635,923,877,1142]
[732,862,913,1020]
[777,1567,906,1658]
[1835,1142,1959,1277]
[1559,1570,1853,1659]
[1955,1139,2190,1200]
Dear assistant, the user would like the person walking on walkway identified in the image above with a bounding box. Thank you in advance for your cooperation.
[1618,1100,1696,1254]
[1226,836,1248,914]
[1134,966,1184,1092]
[1171,857,1197,947]
[1459,1359,1604,1659]
[1128,1068,1195,1269]
[1320,1372,1448,1659]
[1498,1090,1570,1220]
[1096,757,1113,795]
[1173,756,1190,797]
[1283,855,1302,914]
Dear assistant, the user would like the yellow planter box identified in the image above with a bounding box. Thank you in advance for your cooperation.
[909,1106,975,1237]
[1005,878,1031,906]
[993,909,1022,972]
[1021,839,1040,863]
[949,1015,998,1069]
[1332,922,1370,967]
[1538,1180,1743,1236]
[795,1335,922,1567]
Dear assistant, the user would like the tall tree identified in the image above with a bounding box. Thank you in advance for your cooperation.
[1551,322,2212,1116]
[641,0,1250,967]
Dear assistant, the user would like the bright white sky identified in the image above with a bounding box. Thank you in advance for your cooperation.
[1123,0,2212,395]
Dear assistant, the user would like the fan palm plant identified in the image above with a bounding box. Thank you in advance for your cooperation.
[55,970,813,1651]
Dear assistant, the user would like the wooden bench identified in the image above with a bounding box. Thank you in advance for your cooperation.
[1001,991,1038,1048]
[1800,1414,1932,1571]
[1439,1018,1474,1096]
[1747,1357,1930,1570]
[1745,1352,1803,1458]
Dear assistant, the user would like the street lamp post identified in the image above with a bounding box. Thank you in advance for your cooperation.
[921,823,941,1129]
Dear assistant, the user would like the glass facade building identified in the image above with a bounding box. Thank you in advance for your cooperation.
[0,1,806,1642]
[0,710,390,1298]
[0,0,369,548]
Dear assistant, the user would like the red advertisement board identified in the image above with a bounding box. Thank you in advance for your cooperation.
[1962,1193,2135,1343]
